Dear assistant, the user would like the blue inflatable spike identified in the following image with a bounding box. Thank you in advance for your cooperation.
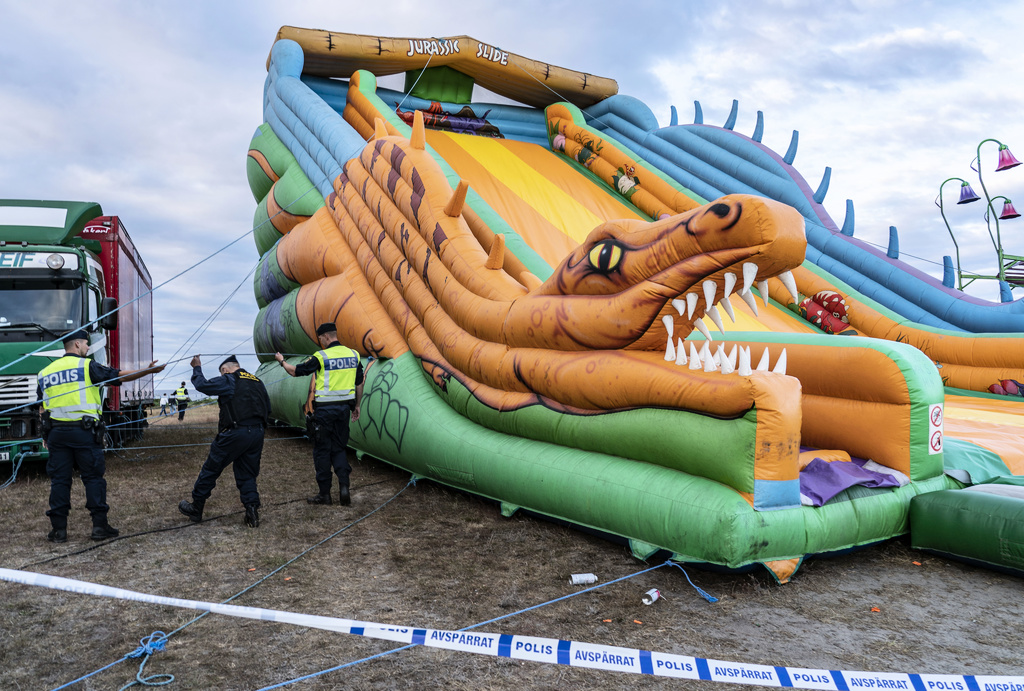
[1000,280,1014,303]
[813,167,832,204]
[752,111,764,142]
[841,200,855,236]
[783,130,799,164]
[693,101,703,124]
[723,100,738,130]
[887,226,899,259]
[942,256,956,288]
[669,105,678,127]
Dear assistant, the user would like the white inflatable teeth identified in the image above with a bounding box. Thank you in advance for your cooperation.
[689,342,702,369]
[779,270,799,304]
[714,344,725,366]
[757,280,770,308]
[738,346,752,376]
[675,338,687,366]
[703,348,719,372]
[720,348,735,374]
[739,289,759,317]
[741,262,758,294]
[693,319,713,342]
[756,348,771,372]
[662,315,675,361]
[773,348,788,376]
[700,340,712,363]
[723,272,737,298]
[686,292,698,320]
[671,298,686,317]
[720,295,736,322]
[706,305,725,333]
[727,344,738,370]
[702,280,717,311]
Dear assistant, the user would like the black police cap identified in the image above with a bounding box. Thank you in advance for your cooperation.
[61,329,89,344]
[220,354,239,369]
[316,322,337,336]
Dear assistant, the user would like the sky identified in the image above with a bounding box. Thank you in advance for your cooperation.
[1,0,1022,394]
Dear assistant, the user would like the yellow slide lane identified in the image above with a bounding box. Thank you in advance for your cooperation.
[426,131,643,267]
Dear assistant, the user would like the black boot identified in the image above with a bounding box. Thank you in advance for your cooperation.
[338,484,351,506]
[306,493,332,505]
[91,523,120,541]
[47,527,67,543]
[244,504,260,528]
[178,498,205,522]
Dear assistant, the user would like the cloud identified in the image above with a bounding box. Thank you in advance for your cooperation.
[808,28,982,89]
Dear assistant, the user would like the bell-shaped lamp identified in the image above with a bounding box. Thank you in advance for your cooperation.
[957,181,981,204]
[996,145,1022,171]
[1000,199,1021,220]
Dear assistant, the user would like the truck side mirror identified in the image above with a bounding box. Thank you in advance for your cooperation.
[99,297,118,330]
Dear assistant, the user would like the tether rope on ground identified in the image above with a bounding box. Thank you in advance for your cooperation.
[244,560,715,690]
[44,478,415,691]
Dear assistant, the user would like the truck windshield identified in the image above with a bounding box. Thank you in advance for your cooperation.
[0,285,84,332]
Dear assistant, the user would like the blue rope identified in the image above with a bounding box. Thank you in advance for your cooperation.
[255,645,420,691]
[48,631,170,691]
[45,481,412,690]
[256,559,701,689]
[0,451,26,490]
[666,560,719,603]
[153,263,260,392]
[462,562,670,632]
[119,632,174,689]
[49,654,134,691]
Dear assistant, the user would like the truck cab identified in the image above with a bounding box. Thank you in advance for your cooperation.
[0,200,154,466]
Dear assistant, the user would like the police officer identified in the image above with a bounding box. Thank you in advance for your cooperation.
[275,323,363,506]
[38,329,165,543]
[174,382,189,421]
[178,354,271,528]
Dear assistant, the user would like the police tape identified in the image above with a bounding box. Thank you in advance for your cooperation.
[2,566,1021,690]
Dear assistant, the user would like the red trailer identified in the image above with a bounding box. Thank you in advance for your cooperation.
[79,216,154,410]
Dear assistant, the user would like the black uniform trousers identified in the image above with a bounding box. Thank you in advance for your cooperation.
[312,403,352,495]
[191,424,264,507]
[45,425,108,529]
[177,401,188,421]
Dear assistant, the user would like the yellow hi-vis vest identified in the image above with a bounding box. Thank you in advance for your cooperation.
[39,355,102,422]
[313,345,359,404]
[174,387,187,399]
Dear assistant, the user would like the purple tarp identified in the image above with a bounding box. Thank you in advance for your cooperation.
[799,457,905,507]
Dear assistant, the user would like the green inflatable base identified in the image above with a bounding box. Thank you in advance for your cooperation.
[259,352,958,577]
[910,486,1024,578]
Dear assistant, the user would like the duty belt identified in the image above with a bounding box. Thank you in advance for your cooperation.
[50,418,100,428]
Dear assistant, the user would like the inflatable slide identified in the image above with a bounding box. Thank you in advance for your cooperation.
[245,28,1024,581]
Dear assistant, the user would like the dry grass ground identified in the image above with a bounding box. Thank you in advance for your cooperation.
[1,404,1022,690]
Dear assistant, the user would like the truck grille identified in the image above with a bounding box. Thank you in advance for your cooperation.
[0,374,37,414]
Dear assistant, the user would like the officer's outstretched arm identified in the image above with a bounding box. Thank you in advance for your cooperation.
[274,352,298,377]
[118,361,167,383]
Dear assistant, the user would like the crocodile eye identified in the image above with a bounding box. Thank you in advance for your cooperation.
[587,240,624,273]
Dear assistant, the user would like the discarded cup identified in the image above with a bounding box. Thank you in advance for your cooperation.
[642,588,661,605]
[570,573,598,585]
